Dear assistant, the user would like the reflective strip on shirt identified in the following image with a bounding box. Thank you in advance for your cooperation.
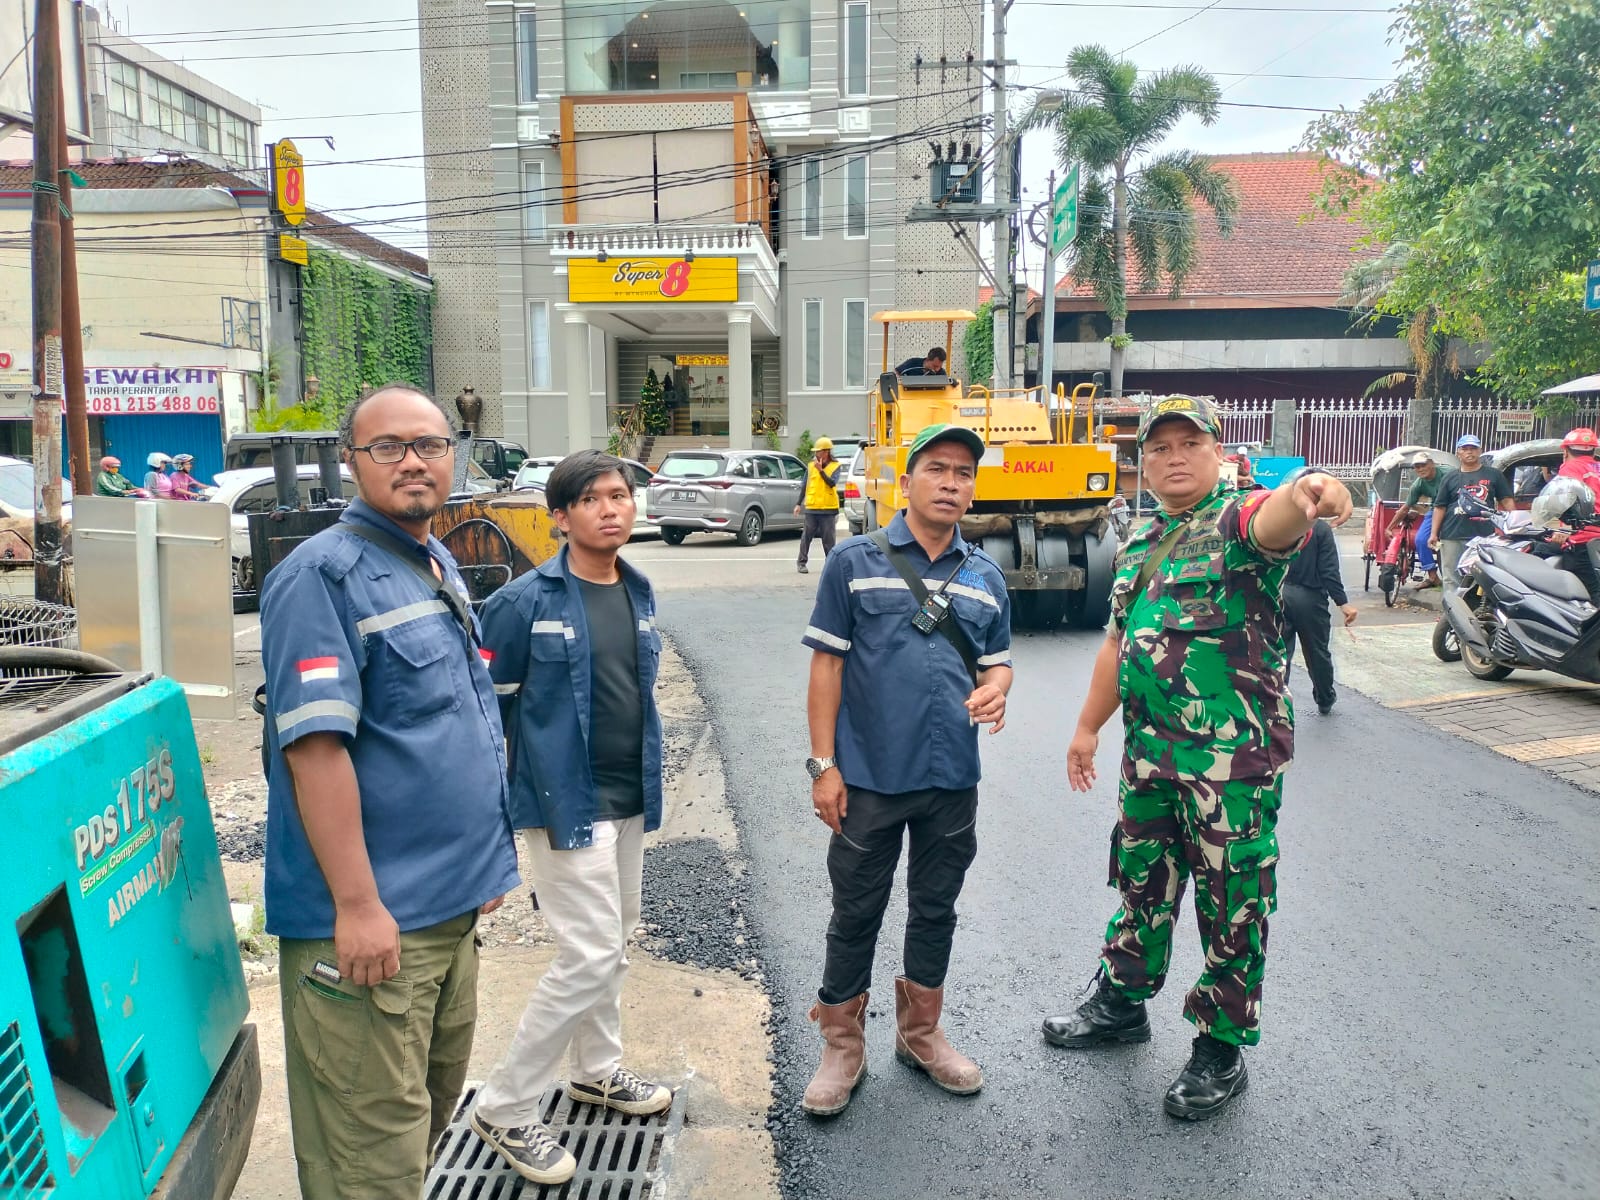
[275,698,361,736]
[804,624,852,652]
[976,651,1011,667]
[494,682,521,695]
[846,575,1001,609]
[355,598,450,636]
[530,620,576,639]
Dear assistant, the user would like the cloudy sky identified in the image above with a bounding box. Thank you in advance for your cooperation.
[109,0,1403,259]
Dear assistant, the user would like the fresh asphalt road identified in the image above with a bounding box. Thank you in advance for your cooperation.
[647,535,1600,1200]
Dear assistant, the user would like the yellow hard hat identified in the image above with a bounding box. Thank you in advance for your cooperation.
[813,437,834,452]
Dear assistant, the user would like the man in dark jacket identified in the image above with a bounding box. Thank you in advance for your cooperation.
[471,450,673,1188]
[1282,519,1357,715]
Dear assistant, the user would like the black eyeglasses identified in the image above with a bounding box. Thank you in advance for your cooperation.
[349,436,454,465]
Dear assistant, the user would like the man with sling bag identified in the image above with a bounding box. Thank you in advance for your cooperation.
[1043,395,1351,1121]
[799,424,1013,1116]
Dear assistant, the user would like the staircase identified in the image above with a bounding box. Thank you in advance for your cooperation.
[643,435,726,469]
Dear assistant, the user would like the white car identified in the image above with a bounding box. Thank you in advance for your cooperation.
[0,455,73,566]
[209,465,358,594]
[512,455,657,538]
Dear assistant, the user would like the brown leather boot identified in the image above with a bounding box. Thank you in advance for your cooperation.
[800,992,868,1116]
[893,977,983,1095]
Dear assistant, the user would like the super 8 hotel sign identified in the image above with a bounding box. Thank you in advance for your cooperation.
[568,257,738,304]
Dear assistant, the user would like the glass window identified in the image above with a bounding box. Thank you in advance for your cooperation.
[754,456,780,480]
[844,300,866,389]
[780,456,805,481]
[845,156,867,238]
[521,161,547,240]
[107,58,141,120]
[515,9,538,104]
[564,0,811,94]
[803,158,821,238]
[529,302,552,389]
[804,300,822,389]
[660,454,726,478]
[221,114,254,167]
[843,3,868,96]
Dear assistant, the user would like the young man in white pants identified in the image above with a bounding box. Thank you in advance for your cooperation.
[473,450,672,1186]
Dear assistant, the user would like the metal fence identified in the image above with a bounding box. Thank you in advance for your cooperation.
[1292,396,1411,478]
[1213,398,1275,449]
[1433,396,1600,451]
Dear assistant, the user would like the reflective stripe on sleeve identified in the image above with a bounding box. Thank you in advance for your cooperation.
[493,683,521,695]
[976,651,1011,667]
[355,599,450,636]
[804,625,852,652]
[275,698,361,736]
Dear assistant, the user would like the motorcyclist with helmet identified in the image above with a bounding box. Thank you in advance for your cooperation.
[1531,433,1600,605]
[94,455,145,497]
[144,452,175,498]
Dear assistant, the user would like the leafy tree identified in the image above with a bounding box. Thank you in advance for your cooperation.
[1022,45,1238,397]
[1307,0,1600,399]
[964,300,994,387]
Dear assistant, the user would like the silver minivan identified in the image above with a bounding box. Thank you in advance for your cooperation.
[647,449,807,546]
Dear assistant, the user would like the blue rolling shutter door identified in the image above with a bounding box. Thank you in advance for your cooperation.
[99,413,226,487]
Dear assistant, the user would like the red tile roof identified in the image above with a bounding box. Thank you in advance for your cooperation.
[1049,152,1370,312]
[0,157,429,278]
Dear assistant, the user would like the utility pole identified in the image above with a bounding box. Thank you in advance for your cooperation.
[989,0,1012,391]
[30,0,67,605]
[56,51,90,496]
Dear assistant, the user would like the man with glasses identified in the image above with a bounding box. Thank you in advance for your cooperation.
[259,384,519,1200]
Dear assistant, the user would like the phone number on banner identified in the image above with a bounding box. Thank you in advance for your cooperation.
[81,395,221,415]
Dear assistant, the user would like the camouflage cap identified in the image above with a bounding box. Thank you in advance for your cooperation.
[1137,394,1222,445]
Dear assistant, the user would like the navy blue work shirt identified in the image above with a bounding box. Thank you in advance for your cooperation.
[478,546,665,849]
[259,498,520,939]
[802,511,1013,794]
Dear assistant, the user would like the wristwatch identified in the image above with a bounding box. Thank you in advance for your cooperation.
[805,756,837,780]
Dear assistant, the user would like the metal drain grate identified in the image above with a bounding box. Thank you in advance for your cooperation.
[426,1083,682,1200]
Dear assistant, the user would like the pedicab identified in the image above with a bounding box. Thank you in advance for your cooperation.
[1363,445,1456,606]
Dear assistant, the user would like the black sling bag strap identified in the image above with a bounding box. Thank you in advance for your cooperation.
[868,530,982,687]
[342,521,476,640]
[1133,517,1189,600]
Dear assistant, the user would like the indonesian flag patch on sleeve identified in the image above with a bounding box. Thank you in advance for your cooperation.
[297,656,340,683]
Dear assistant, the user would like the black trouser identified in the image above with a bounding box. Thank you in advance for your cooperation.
[797,510,838,566]
[820,785,979,1004]
[1282,582,1336,708]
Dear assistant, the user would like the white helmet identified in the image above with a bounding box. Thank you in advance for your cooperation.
[147,452,171,468]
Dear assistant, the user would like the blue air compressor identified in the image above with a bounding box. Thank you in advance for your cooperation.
[0,662,258,1199]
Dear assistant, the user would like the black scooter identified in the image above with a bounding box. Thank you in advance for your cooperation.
[1442,519,1600,683]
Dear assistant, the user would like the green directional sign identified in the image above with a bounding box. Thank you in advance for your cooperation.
[1049,164,1079,258]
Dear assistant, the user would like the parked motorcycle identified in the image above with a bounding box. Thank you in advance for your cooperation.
[1438,477,1600,683]
[1430,506,1534,663]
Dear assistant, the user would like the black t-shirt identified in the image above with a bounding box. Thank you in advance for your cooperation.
[576,577,645,821]
[1435,466,1512,541]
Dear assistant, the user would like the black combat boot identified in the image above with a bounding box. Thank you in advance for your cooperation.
[1163,1034,1248,1120]
[1041,972,1151,1048]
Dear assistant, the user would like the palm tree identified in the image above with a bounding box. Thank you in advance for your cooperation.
[1340,242,1459,399]
[1023,46,1239,397]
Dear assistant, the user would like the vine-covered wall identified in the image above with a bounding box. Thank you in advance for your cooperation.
[301,249,435,411]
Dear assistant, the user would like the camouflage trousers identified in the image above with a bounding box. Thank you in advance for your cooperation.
[1100,763,1282,1046]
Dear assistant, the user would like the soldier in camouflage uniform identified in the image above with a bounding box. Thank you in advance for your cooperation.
[1041,395,1352,1120]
